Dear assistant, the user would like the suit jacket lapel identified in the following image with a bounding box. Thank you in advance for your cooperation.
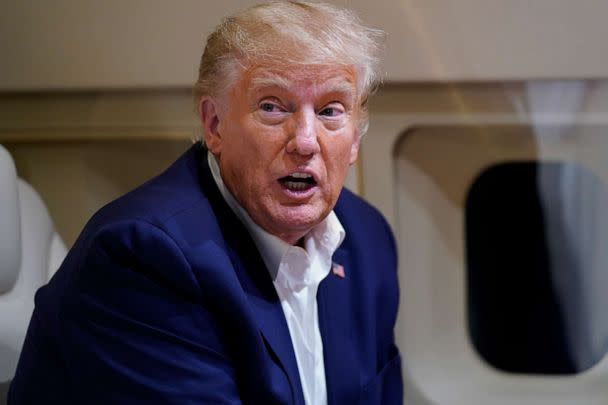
[318,247,360,405]
[243,275,306,405]
[225,243,305,405]
[197,147,305,404]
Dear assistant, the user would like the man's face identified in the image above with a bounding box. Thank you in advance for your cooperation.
[203,64,361,244]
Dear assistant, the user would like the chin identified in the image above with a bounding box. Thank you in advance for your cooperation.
[273,205,327,229]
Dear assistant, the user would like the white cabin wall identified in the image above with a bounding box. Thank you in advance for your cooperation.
[2,0,608,90]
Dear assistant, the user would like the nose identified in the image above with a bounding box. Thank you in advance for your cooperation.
[286,108,320,156]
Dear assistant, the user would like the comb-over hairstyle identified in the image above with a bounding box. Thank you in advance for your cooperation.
[194,1,385,135]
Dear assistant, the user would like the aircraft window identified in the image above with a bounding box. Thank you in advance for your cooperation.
[466,161,608,374]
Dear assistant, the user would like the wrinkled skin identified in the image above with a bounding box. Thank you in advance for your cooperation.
[200,64,361,245]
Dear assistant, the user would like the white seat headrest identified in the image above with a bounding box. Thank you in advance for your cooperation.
[0,145,21,293]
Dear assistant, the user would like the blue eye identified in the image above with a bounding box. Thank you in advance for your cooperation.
[320,107,341,117]
[260,103,277,112]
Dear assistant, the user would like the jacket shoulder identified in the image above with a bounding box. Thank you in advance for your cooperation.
[335,187,395,243]
[88,143,211,229]
[334,186,398,284]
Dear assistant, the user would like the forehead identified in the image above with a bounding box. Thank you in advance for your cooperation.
[239,64,359,98]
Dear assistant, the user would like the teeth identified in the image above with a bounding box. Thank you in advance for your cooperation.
[284,181,310,191]
[290,172,312,179]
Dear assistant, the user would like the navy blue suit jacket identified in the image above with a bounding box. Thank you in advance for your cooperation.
[10,143,402,404]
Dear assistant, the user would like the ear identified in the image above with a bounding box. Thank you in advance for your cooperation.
[349,135,361,165]
[199,97,222,154]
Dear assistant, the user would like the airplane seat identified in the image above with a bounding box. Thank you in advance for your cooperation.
[0,144,67,400]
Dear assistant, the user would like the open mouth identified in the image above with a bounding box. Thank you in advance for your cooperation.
[278,172,317,192]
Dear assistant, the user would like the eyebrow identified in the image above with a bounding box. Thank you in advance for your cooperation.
[249,74,357,101]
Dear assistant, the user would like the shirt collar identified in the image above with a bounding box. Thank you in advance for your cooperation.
[207,150,345,280]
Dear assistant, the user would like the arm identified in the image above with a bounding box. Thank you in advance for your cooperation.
[11,220,243,404]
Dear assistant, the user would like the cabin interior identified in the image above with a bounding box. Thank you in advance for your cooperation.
[2,1,608,404]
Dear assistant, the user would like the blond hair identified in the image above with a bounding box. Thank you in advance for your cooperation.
[193,1,385,135]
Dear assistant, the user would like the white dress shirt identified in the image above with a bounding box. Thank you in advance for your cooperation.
[208,152,345,405]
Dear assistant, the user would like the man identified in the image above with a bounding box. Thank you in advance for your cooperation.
[9,2,402,404]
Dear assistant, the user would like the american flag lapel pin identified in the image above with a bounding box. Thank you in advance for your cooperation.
[332,262,345,279]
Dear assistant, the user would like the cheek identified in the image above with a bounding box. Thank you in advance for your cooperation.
[224,123,265,163]
[331,137,358,164]
[231,134,281,183]
[324,143,355,188]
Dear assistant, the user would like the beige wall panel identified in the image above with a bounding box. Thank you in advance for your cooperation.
[2,0,608,90]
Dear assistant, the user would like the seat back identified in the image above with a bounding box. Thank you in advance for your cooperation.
[0,145,67,390]
[0,146,21,296]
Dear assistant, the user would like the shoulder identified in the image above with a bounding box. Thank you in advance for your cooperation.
[87,143,212,231]
[334,187,396,259]
[45,144,229,306]
[334,186,399,298]
[71,143,231,256]
[334,187,398,305]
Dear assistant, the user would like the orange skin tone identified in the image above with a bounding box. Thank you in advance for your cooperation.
[200,64,361,245]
